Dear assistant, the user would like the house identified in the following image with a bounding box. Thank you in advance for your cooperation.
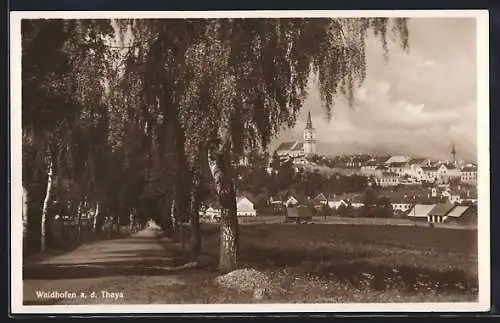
[446,206,477,225]
[461,166,477,184]
[380,189,422,214]
[268,195,284,205]
[374,172,401,187]
[205,207,221,219]
[340,193,365,208]
[407,204,436,220]
[275,141,305,158]
[408,164,426,181]
[293,157,309,165]
[285,206,314,223]
[422,166,439,182]
[460,189,478,204]
[327,195,346,209]
[360,162,380,176]
[442,163,462,179]
[236,196,257,217]
[285,195,300,207]
[391,202,412,214]
[427,203,456,223]
[384,155,410,165]
[388,162,409,177]
[409,158,431,167]
[441,190,462,204]
[326,193,364,209]
[313,193,328,206]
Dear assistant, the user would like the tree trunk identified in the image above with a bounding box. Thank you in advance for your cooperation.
[129,209,135,233]
[161,198,173,237]
[93,202,100,232]
[22,185,29,253]
[189,166,202,256]
[208,141,239,273]
[76,202,82,244]
[189,185,201,256]
[170,199,179,241]
[40,160,53,254]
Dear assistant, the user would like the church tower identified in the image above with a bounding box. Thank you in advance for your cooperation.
[451,142,457,164]
[303,111,317,156]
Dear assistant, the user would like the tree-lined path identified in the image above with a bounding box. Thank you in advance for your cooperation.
[23,227,199,305]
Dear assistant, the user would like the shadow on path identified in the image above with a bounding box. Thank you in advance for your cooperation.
[23,227,194,280]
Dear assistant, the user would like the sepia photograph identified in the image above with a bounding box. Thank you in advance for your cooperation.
[10,10,489,314]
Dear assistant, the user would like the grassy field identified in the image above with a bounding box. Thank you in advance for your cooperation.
[168,223,478,303]
[234,215,477,230]
[26,223,478,305]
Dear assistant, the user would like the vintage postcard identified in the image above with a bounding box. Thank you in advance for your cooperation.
[10,10,490,314]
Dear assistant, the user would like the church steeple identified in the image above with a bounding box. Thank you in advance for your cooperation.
[305,110,313,129]
[303,110,317,156]
[451,142,457,163]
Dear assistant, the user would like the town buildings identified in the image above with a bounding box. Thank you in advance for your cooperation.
[275,111,317,158]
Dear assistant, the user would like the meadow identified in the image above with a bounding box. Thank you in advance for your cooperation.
[164,223,478,303]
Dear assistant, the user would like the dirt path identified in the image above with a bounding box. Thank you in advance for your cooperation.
[23,227,194,305]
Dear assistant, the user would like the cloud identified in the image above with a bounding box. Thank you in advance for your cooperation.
[271,18,477,161]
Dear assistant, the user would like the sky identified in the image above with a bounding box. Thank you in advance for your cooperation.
[270,18,477,161]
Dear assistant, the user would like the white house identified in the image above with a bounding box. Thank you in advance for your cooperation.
[443,164,462,178]
[441,190,462,204]
[408,164,425,181]
[205,207,221,219]
[374,172,401,187]
[422,166,439,182]
[391,202,412,213]
[236,196,257,217]
[461,166,477,183]
[285,195,300,207]
[388,162,409,177]
[360,163,379,176]
[327,198,346,210]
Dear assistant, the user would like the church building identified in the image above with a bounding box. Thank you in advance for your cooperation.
[275,111,318,158]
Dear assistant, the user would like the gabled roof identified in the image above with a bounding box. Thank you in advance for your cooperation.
[276,142,298,151]
[382,190,423,203]
[292,142,304,151]
[462,166,477,172]
[409,158,427,165]
[333,193,364,204]
[409,204,436,217]
[314,193,328,201]
[236,196,255,205]
[385,156,409,164]
[389,162,408,167]
[422,166,439,171]
[429,203,456,216]
[447,206,470,218]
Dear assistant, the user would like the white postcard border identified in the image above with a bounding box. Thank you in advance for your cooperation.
[9,9,491,314]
